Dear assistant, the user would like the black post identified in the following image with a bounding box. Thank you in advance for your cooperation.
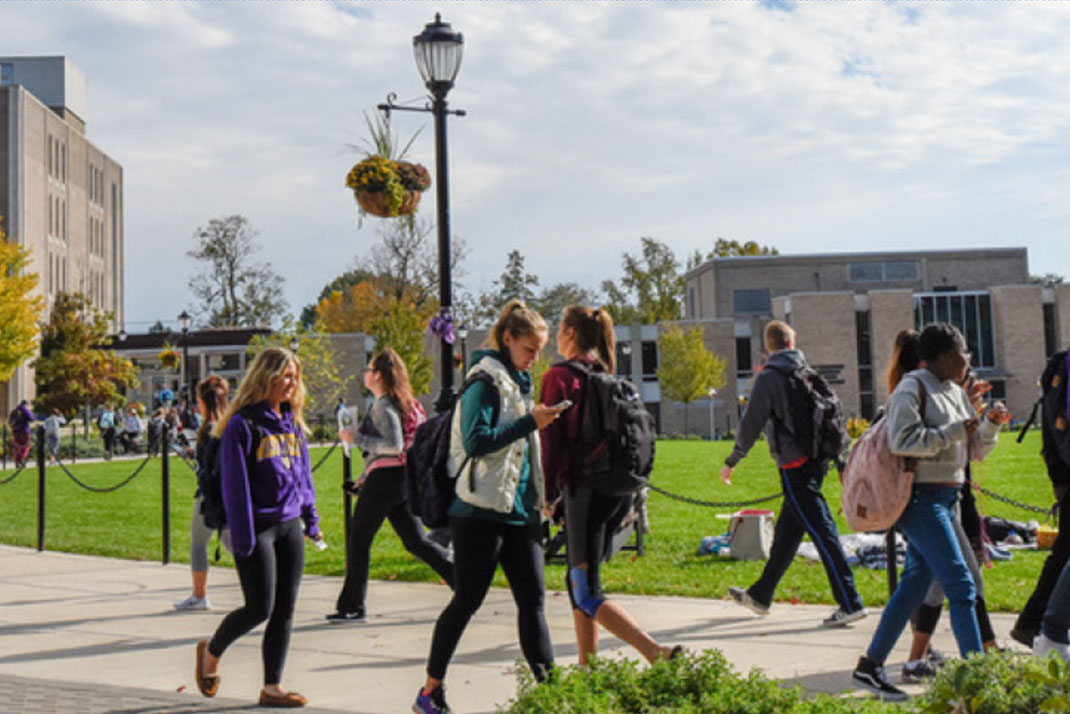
[2,423,7,470]
[342,449,353,560]
[36,425,46,552]
[70,419,76,465]
[886,528,898,595]
[161,426,171,565]
[431,94,455,414]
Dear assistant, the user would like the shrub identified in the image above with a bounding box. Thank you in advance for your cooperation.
[916,651,1058,714]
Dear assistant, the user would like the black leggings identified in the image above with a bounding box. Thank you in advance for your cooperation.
[563,483,631,611]
[209,517,304,686]
[426,516,553,681]
[335,465,454,613]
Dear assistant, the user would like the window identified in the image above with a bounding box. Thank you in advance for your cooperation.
[208,353,242,371]
[732,289,772,315]
[0,63,12,86]
[688,287,696,318]
[615,343,631,378]
[856,310,874,419]
[849,260,920,283]
[735,337,752,378]
[1045,303,1058,358]
[914,292,996,368]
[641,341,658,380]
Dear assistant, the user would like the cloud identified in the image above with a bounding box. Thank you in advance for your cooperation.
[2,0,1068,327]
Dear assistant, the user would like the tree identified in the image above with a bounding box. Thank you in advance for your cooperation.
[687,238,780,270]
[247,316,353,423]
[1030,273,1064,287]
[531,282,599,326]
[369,301,433,397]
[602,237,684,325]
[148,320,168,334]
[33,293,138,417]
[656,324,726,434]
[0,218,45,381]
[187,215,287,328]
[472,250,542,327]
[299,268,376,329]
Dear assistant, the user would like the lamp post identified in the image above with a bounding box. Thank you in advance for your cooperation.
[177,310,191,404]
[379,13,465,413]
[457,323,469,374]
[707,388,718,441]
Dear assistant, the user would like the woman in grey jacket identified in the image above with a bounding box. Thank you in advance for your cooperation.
[852,323,1009,701]
[327,348,454,623]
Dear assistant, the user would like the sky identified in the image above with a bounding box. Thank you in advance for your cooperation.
[4,0,1069,331]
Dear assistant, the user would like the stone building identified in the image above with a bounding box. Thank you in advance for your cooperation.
[1,56,124,411]
[675,247,1067,437]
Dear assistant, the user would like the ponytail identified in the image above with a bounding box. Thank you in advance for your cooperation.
[562,305,616,373]
[486,300,548,351]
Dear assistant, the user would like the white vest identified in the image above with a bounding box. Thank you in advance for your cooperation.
[450,356,545,515]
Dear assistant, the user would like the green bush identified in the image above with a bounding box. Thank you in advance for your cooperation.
[500,649,901,714]
[916,651,1060,714]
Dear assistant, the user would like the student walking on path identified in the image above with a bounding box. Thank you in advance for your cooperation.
[194,347,322,709]
[540,305,678,667]
[44,409,66,463]
[9,400,34,468]
[720,320,866,628]
[175,375,230,612]
[413,301,566,714]
[327,347,454,624]
[98,403,117,460]
[883,331,1000,683]
[852,323,1008,701]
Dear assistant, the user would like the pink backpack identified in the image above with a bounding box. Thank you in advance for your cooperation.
[840,378,926,532]
[401,401,427,453]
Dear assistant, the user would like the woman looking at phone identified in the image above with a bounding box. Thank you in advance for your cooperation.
[540,305,679,667]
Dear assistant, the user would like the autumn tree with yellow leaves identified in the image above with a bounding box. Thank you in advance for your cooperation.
[0,218,45,382]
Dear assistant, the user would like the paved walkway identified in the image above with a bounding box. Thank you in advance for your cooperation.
[0,544,1023,714]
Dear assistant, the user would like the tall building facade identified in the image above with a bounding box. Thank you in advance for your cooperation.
[0,56,124,410]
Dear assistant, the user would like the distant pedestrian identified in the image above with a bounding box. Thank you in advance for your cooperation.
[44,409,66,463]
[195,347,321,708]
[175,375,230,612]
[9,400,34,468]
[98,403,117,460]
[119,405,142,454]
[541,305,679,667]
[720,320,866,628]
[147,409,165,456]
[413,301,564,714]
[852,323,1008,701]
[327,348,453,624]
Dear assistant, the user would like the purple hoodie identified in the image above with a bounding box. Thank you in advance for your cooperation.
[220,402,320,557]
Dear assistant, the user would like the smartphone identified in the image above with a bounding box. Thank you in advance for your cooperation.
[552,399,573,411]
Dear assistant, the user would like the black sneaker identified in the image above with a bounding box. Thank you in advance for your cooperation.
[325,608,366,624]
[901,658,939,683]
[852,655,908,702]
[1010,624,1038,649]
[926,647,948,668]
[413,685,451,714]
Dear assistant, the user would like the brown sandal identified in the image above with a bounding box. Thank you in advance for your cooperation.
[258,689,308,708]
[195,640,220,697]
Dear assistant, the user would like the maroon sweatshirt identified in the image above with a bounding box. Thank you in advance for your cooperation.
[538,358,599,501]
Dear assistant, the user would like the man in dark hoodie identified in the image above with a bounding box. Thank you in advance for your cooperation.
[719,321,866,628]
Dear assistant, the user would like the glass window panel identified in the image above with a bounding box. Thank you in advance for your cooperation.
[732,289,772,314]
[849,262,884,282]
[978,294,994,367]
[949,295,964,329]
[735,337,752,376]
[641,341,658,379]
[884,261,919,281]
[616,343,631,377]
[964,295,979,360]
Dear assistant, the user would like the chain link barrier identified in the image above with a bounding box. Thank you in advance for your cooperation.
[974,484,1055,518]
[0,463,29,486]
[647,482,782,509]
[53,453,155,493]
[310,441,339,473]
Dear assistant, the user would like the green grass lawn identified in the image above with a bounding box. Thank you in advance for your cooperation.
[0,432,1056,610]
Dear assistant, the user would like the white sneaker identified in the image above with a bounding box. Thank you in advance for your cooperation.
[174,594,211,611]
[1034,633,1070,662]
[822,607,867,628]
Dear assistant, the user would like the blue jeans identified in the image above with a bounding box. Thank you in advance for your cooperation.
[747,458,863,613]
[1041,557,1070,644]
[867,485,981,663]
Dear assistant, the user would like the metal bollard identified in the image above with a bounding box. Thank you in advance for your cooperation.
[70,420,76,465]
[36,425,46,552]
[161,426,171,564]
[2,423,7,470]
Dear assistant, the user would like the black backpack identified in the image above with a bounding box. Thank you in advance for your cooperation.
[405,373,497,528]
[766,363,850,468]
[1019,350,1070,481]
[198,412,268,531]
[563,361,657,496]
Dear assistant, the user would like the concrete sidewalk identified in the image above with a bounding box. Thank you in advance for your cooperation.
[0,544,1021,714]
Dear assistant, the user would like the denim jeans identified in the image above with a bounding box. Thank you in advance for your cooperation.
[747,458,863,613]
[867,484,981,663]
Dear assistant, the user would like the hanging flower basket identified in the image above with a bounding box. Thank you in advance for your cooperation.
[346,155,431,219]
[158,346,181,371]
[355,188,423,218]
